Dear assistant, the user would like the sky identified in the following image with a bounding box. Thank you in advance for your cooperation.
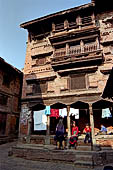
[0,0,91,70]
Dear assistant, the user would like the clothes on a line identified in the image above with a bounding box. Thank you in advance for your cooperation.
[102,108,112,118]
[34,110,47,131]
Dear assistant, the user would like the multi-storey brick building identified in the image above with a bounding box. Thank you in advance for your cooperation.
[0,57,23,139]
[20,0,113,149]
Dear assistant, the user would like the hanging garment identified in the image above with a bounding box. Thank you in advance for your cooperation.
[34,110,47,131]
[69,108,79,119]
[45,106,51,115]
[59,108,67,118]
[102,108,112,118]
[50,109,59,119]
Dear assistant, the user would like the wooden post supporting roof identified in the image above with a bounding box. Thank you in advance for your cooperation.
[67,105,71,138]
[89,103,96,150]
[46,115,50,135]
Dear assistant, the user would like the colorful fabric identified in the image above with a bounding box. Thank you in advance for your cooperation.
[69,108,79,119]
[102,108,112,118]
[69,136,78,145]
[45,106,51,115]
[33,110,47,131]
[50,109,59,119]
[59,108,67,118]
[84,127,91,133]
[72,126,79,136]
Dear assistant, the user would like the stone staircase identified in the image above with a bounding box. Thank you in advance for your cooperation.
[10,138,113,169]
[0,136,17,145]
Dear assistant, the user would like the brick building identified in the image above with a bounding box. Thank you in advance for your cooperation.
[20,0,113,149]
[0,57,23,139]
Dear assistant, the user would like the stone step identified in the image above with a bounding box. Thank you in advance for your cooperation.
[76,154,93,162]
[74,160,94,168]
[76,145,92,151]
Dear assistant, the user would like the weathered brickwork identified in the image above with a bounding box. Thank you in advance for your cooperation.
[0,57,23,137]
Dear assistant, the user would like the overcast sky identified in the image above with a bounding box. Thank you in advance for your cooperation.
[0,0,90,70]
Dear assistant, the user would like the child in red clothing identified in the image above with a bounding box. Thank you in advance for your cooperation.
[83,124,91,143]
[69,121,78,149]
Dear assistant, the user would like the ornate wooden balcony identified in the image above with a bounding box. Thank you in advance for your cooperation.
[52,43,103,67]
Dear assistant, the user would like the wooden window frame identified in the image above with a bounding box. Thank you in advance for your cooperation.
[69,74,88,91]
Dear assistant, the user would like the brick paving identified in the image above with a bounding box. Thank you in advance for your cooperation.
[0,142,113,170]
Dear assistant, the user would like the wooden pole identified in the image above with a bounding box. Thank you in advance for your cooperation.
[67,105,71,138]
[46,116,50,135]
[89,103,96,150]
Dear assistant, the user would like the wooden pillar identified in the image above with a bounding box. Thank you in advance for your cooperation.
[45,116,50,145]
[46,116,50,135]
[76,15,82,29]
[96,37,100,49]
[52,23,55,32]
[67,105,71,138]
[80,40,84,53]
[89,103,96,149]
[66,43,69,55]
[64,20,68,29]
[26,110,32,143]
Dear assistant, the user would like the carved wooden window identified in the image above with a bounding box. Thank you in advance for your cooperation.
[70,74,86,90]
[36,57,46,65]
[33,81,47,94]
[0,94,8,105]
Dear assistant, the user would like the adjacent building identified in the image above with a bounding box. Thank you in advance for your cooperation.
[0,57,23,138]
[19,0,113,149]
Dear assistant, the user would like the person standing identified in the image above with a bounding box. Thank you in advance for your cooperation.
[54,119,65,149]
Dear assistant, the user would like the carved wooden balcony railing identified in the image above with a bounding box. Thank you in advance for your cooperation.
[54,48,66,57]
[67,46,81,55]
[52,43,102,65]
[84,43,98,53]
[67,43,99,56]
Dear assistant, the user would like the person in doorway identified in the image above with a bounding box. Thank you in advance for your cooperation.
[54,119,65,149]
[69,121,78,149]
[83,123,91,143]
[100,124,107,135]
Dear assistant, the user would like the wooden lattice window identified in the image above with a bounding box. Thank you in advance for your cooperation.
[33,81,47,94]
[70,74,86,90]
[0,94,8,105]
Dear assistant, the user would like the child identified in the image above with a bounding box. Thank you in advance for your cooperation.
[83,123,91,143]
[100,124,107,135]
[69,121,78,149]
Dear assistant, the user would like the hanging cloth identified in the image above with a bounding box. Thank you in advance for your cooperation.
[50,109,59,119]
[69,108,79,119]
[59,108,67,118]
[102,108,112,118]
[45,106,51,115]
[33,110,47,131]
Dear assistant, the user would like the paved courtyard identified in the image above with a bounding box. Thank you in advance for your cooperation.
[0,142,113,170]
